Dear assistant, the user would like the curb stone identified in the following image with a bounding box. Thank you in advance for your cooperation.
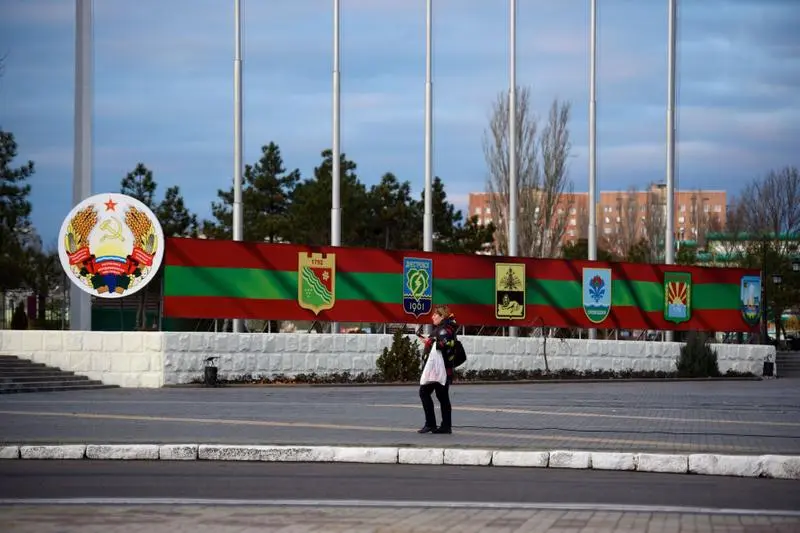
[636,453,689,474]
[170,376,762,389]
[86,444,159,461]
[159,444,198,461]
[0,446,20,459]
[3,444,798,480]
[19,445,85,460]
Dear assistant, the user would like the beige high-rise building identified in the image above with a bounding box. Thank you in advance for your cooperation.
[468,184,726,254]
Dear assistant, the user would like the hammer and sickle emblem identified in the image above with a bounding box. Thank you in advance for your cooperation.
[100,218,125,242]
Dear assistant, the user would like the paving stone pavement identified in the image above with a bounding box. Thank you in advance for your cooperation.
[2,505,800,532]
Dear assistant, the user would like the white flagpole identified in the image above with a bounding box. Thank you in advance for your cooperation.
[423,0,433,253]
[232,0,244,334]
[508,0,518,337]
[71,0,93,331]
[665,0,677,342]
[331,0,341,334]
[587,0,598,340]
[508,0,517,259]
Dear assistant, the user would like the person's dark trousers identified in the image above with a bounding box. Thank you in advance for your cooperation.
[419,375,452,430]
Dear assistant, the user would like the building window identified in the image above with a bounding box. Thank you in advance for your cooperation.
[570,218,576,226]
[714,205,722,213]
[679,216,685,223]
[604,216,610,223]
[569,207,576,215]
[568,229,575,237]
[680,205,686,212]
[474,208,481,215]
[558,208,565,214]
[604,227,612,234]
[704,205,711,212]
[485,207,491,214]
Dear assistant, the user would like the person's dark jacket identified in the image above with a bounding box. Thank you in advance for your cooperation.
[424,315,459,373]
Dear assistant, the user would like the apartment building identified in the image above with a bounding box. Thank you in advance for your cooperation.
[468,185,727,251]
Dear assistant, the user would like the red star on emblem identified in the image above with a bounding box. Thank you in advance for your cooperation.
[104,198,117,211]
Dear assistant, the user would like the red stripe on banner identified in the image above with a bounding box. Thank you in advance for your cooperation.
[166,238,757,284]
[164,296,756,333]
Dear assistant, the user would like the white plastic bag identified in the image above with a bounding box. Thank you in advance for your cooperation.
[420,347,448,386]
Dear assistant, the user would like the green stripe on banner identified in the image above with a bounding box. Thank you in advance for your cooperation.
[689,283,741,311]
[166,266,400,302]
[165,266,296,299]
[166,266,743,311]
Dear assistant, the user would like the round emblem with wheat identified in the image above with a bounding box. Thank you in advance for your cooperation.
[57,193,165,298]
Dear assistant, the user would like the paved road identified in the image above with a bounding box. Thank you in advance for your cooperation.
[2,461,799,510]
[1,462,799,532]
[1,379,799,454]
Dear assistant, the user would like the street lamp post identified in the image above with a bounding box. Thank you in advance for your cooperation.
[773,274,783,346]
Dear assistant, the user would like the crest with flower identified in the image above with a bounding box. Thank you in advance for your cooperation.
[588,274,606,303]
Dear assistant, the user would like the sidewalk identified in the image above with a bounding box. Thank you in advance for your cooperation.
[3,503,800,532]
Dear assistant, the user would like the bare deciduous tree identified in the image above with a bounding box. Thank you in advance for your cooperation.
[606,186,641,258]
[711,196,748,261]
[741,166,800,253]
[643,183,667,263]
[484,87,573,258]
[686,189,722,248]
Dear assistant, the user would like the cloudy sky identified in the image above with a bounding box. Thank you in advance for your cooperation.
[1,0,798,245]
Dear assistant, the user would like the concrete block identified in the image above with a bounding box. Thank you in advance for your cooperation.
[637,453,688,474]
[688,454,763,478]
[129,355,151,373]
[549,450,591,469]
[443,449,493,466]
[86,444,159,460]
[491,450,549,468]
[591,452,637,471]
[20,445,85,460]
[101,333,124,353]
[22,331,44,351]
[144,332,164,352]
[63,332,83,352]
[331,447,398,464]
[398,447,444,465]
[42,332,63,351]
[121,332,144,352]
[760,455,800,480]
[110,355,131,373]
[198,445,336,462]
[160,444,198,461]
[0,446,20,459]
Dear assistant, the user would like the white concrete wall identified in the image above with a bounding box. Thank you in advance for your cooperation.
[0,331,164,388]
[0,331,774,388]
[162,333,771,384]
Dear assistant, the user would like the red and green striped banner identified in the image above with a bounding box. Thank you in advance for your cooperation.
[163,238,760,332]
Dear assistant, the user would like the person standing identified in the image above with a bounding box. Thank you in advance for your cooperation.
[418,305,458,434]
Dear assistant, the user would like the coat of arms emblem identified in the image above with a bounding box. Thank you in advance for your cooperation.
[298,252,336,315]
[403,257,432,318]
[582,267,612,324]
[740,275,761,326]
[664,272,692,324]
[57,193,164,298]
[495,263,526,319]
